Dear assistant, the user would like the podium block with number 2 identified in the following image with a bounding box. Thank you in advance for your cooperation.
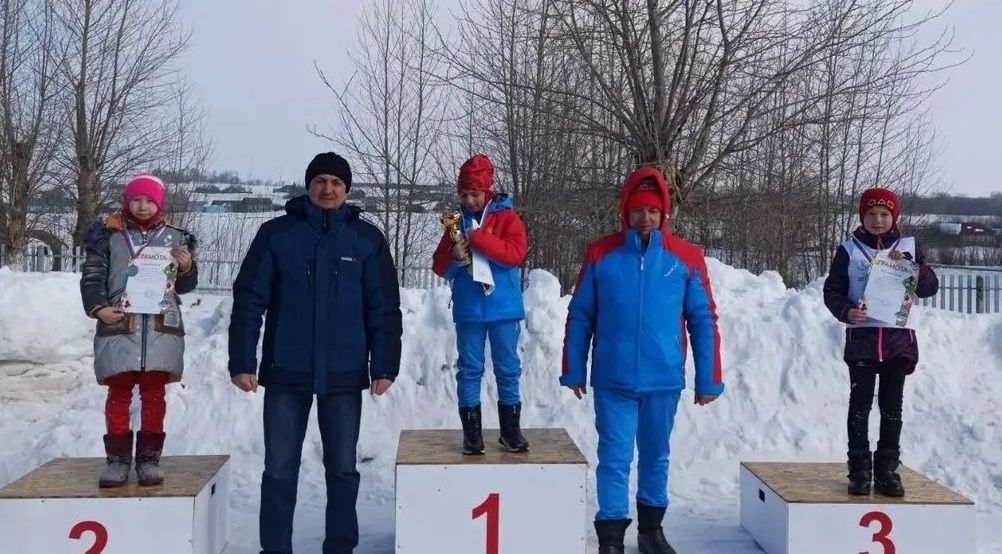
[740,461,975,554]
[0,455,229,554]
[395,428,588,554]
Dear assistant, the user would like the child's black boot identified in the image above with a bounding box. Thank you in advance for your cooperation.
[847,449,872,495]
[873,449,905,497]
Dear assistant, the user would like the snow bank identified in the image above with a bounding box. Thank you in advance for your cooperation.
[1,260,1000,552]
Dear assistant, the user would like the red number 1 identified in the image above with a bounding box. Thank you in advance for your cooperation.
[69,521,109,554]
[859,511,895,554]
[472,492,500,554]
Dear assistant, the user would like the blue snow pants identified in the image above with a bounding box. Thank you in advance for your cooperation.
[594,388,682,521]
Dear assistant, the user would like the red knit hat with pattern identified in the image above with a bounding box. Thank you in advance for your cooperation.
[859,187,899,225]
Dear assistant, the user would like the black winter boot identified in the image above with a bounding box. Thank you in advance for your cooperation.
[135,431,166,486]
[637,503,677,554]
[847,449,872,495]
[497,402,529,453]
[594,518,631,554]
[98,431,133,488]
[459,405,485,455]
[873,449,905,497]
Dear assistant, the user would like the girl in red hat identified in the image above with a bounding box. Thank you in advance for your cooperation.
[80,174,198,488]
[432,154,530,455]
[823,187,939,497]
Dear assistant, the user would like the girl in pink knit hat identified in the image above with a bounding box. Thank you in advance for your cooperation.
[80,174,199,488]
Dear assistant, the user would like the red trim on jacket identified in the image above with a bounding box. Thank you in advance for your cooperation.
[467,208,527,267]
[665,234,723,386]
[432,230,454,277]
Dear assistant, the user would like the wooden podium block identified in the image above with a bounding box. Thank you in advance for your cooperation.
[395,428,588,554]
[740,461,975,554]
[0,455,230,554]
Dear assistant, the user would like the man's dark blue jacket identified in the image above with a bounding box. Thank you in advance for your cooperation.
[228,195,402,393]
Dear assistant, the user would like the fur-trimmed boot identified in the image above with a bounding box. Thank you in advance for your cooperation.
[98,431,134,488]
[135,431,166,486]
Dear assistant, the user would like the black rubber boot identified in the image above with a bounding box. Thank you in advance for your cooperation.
[595,518,631,554]
[497,402,529,453]
[873,449,905,497]
[459,405,484,455]
[847,449,872,495]
[637,503,677,554]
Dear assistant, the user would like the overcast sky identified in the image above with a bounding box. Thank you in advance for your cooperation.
[177,0,1000,196]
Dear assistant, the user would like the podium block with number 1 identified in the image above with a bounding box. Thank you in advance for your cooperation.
[395,428,588,554]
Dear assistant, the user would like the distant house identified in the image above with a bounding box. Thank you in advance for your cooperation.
[238,197,278,213]
[274,184,306,198]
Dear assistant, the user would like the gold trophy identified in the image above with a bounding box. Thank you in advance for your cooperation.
[441,211,473,273]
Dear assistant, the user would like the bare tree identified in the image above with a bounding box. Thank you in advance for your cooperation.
[438,0,956,287]
[159,76,213,233]
[0,0,61,270]
[53,0,190,247]
[314,0,451,285]
[444,0,633,286]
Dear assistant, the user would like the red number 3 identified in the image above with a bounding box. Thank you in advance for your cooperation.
[859,511,895,554]
[472,493,500,554]
[69,521,108,554]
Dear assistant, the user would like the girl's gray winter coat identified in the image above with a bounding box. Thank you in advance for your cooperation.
[79,213,198,384]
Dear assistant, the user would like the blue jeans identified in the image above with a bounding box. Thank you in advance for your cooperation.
[260,388,362,554]
[455,320,522,408]
[594,388,682,521]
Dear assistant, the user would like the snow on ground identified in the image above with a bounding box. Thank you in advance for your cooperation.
[1,262,1001,552]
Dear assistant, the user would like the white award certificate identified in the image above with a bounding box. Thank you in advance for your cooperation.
[121,246,176,315]
[860,251,920,327]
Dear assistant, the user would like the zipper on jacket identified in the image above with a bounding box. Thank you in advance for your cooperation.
[333,261,340,299]
[877,327,884,362]
[305,261,313,293]
[140,314,148,370]
[635,234,645,386]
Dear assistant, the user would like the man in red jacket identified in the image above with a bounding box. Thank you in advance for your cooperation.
[432,154,529,455]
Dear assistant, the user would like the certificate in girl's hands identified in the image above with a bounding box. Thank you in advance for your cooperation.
[121,246,176,314]
[859,251,920,327]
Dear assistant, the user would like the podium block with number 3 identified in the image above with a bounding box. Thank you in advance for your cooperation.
[0,455,229,554]
[395,428,588,554]
[740,462,975,554]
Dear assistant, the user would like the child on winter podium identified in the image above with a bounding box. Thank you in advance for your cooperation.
[80,174,198,487]
[432,154,530,455]
[561,166,724,554]
[823,187,938,497]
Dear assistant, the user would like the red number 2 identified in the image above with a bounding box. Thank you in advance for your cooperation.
[69,521,108,554]
[472,492,500,554]
[859,511,895,554]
